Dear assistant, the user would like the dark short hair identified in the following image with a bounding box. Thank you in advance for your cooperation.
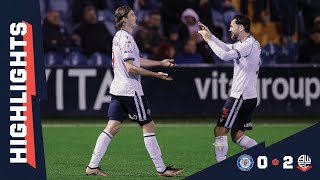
[233,15,250,33]
[149,9,161,17]
[114,6,132,30]
[83,5,96,15]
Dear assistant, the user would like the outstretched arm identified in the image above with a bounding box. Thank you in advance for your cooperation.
[198,29,253,61]
[210,34,233,51]
[207,41,239,61]
[124,60,173,80]
[198,22,232,51]
[140,57,175,68]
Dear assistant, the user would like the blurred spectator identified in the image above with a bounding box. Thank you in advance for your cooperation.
[48,0,73,23]
[133,0,160,23]
[180,8,214,63]
[42,9,71,54]
[71,0,107,23]
[72,5,112,57]
[181,8,202,42]
[160,0,190,37]
[105,0,129,12]
[167,27,184,52]
[135,10,165,55]
[197,0,223,40]
[175,38,204,64]
[275,0,298,45]
[210,0,224,10]
[298,28,320,63]
[153,42,176,61]
[222,0,239,39]
[196,0,214,28]
[241,0,297,45]
[39,0,48,21]
[298,0,320,35]
[241,0,266,23]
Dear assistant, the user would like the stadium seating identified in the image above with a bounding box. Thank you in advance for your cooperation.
[65,50,88,66]
[44,52,65,66]
[260,43,283,65]
[40,0,316,66]
[88,52,112,66]
[277,42,298,64]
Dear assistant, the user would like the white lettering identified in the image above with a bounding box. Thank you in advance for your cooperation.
[195,78,211,100]
[10,123,27,138]
[56,69,63,110]
[10,22,27,36]
[10,106,27,121]
[45,69,51,82]
[261,78,272,99]
[289,78,304,99]
[10,51,27,66]
[211,71,218,99]
[10,37,27,50]
[305,77,320,106]
[93,70,113,110]
[10,69,27,83]
[10,92,26,103]
[69,69,96,110]
[272,78,289,100]
[10,148,27,163]
[219,73,229,100]
[194,71,320,107]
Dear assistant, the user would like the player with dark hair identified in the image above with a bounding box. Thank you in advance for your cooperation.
[198,15,261,162]
[85,6,183,177]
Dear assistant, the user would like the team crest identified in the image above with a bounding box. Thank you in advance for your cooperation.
[237,154,254,171]
[297,155,312,172]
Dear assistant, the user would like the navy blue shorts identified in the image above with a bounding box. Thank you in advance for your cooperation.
[108,94,152,126]
[217,95,257,131]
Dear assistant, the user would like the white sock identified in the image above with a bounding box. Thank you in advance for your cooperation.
[236,135,257,149]
[214,136,228,162]
[143,133,166,173]
[88,131,113,168]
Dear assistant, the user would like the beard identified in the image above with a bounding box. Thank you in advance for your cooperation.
[231,32,238,40]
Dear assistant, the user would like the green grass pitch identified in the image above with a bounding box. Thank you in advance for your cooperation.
[42,119,315,180]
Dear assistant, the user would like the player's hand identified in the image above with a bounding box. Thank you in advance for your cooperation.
[198,22,212,42]
[161,59,175,67]
[155,72,173,81]
[198,30,211,42]
[198,22,211,34]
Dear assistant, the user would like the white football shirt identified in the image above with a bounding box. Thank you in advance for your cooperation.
[229,35,261,99]
[109,29,144,96]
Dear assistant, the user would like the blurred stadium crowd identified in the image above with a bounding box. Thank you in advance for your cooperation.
[40,0,320,66]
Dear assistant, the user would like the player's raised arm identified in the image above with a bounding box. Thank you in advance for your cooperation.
[198,30,239,61]
[124,60,173,80]
[198,22,232,51]
[140,57,175,68]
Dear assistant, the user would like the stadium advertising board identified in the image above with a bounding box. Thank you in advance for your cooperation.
[42,66,320,116]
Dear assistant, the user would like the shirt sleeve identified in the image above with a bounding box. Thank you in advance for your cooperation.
[120,35,135,61]
[207,41,239,61]
[232,41,253,58]
[211,35,232,51]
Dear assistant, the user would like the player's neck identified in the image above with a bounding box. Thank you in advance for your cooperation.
[121,26,133,34]
[239,33,250,43]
